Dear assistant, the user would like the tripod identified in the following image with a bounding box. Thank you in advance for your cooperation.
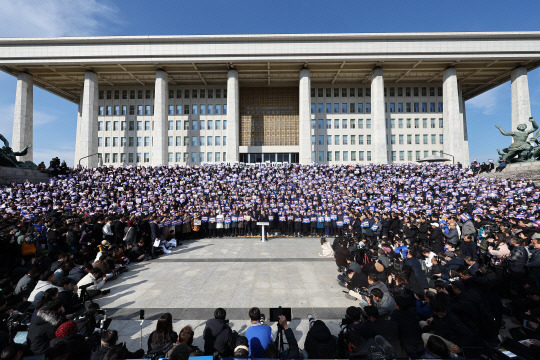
[275,324,288,354]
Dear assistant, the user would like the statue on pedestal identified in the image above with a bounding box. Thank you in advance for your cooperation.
[0,134,37,169]
[495,117,539,162]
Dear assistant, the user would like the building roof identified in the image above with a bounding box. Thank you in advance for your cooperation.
[1,31,539,103]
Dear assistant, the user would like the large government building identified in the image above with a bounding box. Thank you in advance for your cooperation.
[2,32,540,167]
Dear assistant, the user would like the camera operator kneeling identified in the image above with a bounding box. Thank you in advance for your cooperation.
[337,306,374,358]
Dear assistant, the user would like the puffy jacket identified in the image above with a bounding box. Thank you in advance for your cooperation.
[304,321,337,359]
[27,309,64,355]
[202,318,235,356]
[508,245,528,273]
[461,220,476,237]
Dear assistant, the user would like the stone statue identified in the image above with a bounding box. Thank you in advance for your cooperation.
[495,117,539,162]
[0,134,37,169]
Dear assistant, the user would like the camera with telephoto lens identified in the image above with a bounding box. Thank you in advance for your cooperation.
[307,314,315,327]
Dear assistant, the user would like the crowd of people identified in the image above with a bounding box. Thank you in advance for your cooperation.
[0,162,539,358]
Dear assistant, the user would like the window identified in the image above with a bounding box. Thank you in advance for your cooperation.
[129,106,135,115]
[342,88,347,97]
[200,120,205,130]
[144,153,150,163]
[317,88,323,97]
[215,120,221,130]
[99,90,104,100]
[390,135,396,144]
[128,153,134,163]
[176,136,182,146]
[215,136,221,146]
[430,102,435,112]
[358,103,363,113]
[184,121,189,130]
[390,119,395,128]
[128,137,134,147]
[422,87,427,96]
[438,102,443,112]
[335,103,341,113]
[200,136,205,146]
[414,118,419,128]
[318,119,324,129]
[351,151,356,161]
[137,137,142,146]
[200,105,206,115]
[144,121,150,130]
[311,135,316,145]
[105,121,111,131]
[113,121,119,131]
[399,135,404,145]
[416,151,421,161]
[168,121,174,130]
[145,90,151,99]
[343,151,348,161]
[334,88,339,97]
[185,105,190,115]
[431,134,436,144]
[389,87,395,97]
[311,104,316,114]
[350,103,356,113]
[113,137,118,147]
[216,152,222,162]
[431,118,436,128]
[415,135,420,145]
[350,119,356,129]
[421,103,427,112]
[326,103,332,113]
[366,88,371,97]
[207,152,213,162]
[366,135,371,145]
[311,120,316,129]
[342,119,347,129]
[200,89,205,98]
[406,119,411,128]
[318,135,324,145]
[326,135,332,145]
[192,120,198,131]
[175,105,182,115]
[184,136,189,146]
[327,151,332,161]
[358,88,364,97]
[216,89,221,98]
[399,151,404,161]
[98,122,103,131]
[168,136,173,146]
[176,152,182,162]
[318,151,324,162]
[429,87,435,96]
[359,119,364,129]
[106,106,111,116]
[359,135,364,145]
[365,103,371,113]
[318,104,323,113]
[439,118,443,128]
[169,105,174,115]
[423,134,428,144]
[334,119,339,129]
[422,118,427,128]
[192,137,198,146]
[192,105,198,115]
[104,153,110,163]
[145,105,152,115]
[342,103,347,113]
[366,119,371,129]
[406,103,411,112]
[207,136,213,146]
[326,119,331,129]
[439,134,444,144]
[343,135,348,145]
[105,137,110,147]
[350,88,355,97]
[413,103,419,113]
[389,103,395,113]
[136,153,141,163]
[407,135,412,145]
[359,151,364,161]
[367,151,371,161]
[391,151,396,162]
[122,106,127,115]
[98,137,103,147]
[144,137,150,147]
[137,105,143,115]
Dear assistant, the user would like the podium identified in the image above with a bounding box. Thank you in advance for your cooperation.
[257,222,270,242]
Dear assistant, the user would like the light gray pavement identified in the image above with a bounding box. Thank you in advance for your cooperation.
[95,236,353,352]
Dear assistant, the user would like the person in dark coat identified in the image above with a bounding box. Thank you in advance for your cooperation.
[428,300,478,350]
[90,330,144,360]
[203,308,236,356]
[460,235,477,261]
[428,224,445,254]
[304,320,337,359]
[390,296,424,358]
[27,300,66,355]
[334,245,349,269]
[404,251,429,290]
[508,237,528,282]
[364,306,406,358]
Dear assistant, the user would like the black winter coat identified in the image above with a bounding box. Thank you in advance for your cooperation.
[27,309,64,355]
[304,322,337,359]
[202,318,235,356]
[508,245,528,273]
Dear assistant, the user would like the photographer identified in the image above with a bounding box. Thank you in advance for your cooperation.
[337,306,374,358]
[76,268,109,300]
[304,318,337,359]
[203,307,236,357]
[245,307,272,357]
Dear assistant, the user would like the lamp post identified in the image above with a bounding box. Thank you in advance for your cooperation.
[442,152,455,165]
[78,153,99,168]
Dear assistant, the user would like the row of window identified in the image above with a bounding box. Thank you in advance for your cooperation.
[310,86,443,98]
[99,88,227,101]
[99,152,227,163]
[311,150,442,162]
[309,118,444,130]
[98,104,228,116]
[98,136,227,148]
[309,101,443,114]
[98,120,228,132]
[311,134,443,146]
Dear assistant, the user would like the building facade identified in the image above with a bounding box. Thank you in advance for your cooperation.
[2,32,540,167]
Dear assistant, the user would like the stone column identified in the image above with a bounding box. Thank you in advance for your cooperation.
[76,71,99,168]
[299,68,312,165]
[226,69,239,163]
[12,72,33,162]
[443,67,465,165]
[511,67,531,131]
[458,86,470,166]
[370,67,388,164]
[74,97,83,167]
[152,70,168,166]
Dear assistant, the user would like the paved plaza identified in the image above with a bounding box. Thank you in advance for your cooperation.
[96,236,351,351]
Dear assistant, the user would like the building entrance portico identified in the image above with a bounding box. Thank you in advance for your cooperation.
[240,152,299,163]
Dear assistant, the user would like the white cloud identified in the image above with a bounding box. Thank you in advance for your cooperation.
[0,0,121,37]
[468,86,505,116]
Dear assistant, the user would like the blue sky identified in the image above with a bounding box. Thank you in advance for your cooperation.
[0,0,539,166]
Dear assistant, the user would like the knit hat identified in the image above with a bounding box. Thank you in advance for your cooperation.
[374,262,385,272]
[55,321,77,339]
